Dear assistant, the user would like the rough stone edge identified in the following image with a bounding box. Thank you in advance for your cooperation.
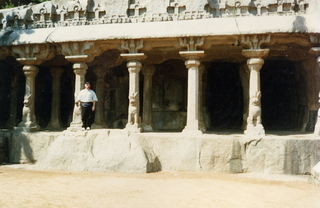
[309,161,320,187]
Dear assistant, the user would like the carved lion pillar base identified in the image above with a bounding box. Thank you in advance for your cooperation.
[15,65,40,132]
[67,62,87,132]
[242,49,269,136]
[121,53,146,133]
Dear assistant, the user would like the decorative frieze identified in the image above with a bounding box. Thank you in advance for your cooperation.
[0,0,310,31]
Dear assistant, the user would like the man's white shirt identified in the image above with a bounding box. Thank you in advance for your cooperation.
[77,89,98,102]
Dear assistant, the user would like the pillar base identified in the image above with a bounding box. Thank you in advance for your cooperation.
[182,126,203,135]
[15,122,40,132]
[67,122,83,132]
[125,123,142,133]
[314,123,320,136]
[244,124,265,136]
[141,124,155,132]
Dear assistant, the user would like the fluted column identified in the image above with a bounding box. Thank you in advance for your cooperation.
[16,65,40,132]
[142,64,156,131]
[6,71,22,128]
[47,67,64,129]
[92,67,107,128]
[121,53,146,133]
[242,49,269,136]
[180,51,205,134]
[68,62,87,131]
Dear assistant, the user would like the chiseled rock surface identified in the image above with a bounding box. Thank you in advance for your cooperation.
[7,130,320,175]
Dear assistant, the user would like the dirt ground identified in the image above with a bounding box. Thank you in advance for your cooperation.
[0,165,319,208]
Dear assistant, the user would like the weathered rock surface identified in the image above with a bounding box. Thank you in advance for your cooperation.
[5,130,320,175]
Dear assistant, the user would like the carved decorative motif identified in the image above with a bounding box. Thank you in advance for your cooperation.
[241,35,271,50]
[121,39,144,54]
[11,44,54,65]
[0,1,309,31]
[59,42,102,63]
[179,37,204,51]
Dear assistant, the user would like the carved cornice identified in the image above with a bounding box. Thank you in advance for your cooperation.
[0,1,309,30]
[58,42,102,63]
[11,44,54,65]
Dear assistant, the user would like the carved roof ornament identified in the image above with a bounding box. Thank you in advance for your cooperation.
[0,0,312,30]
[167,0,186,15]
[11,44,54,65]
[179,37,204,51]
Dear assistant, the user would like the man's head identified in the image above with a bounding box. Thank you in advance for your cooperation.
[85,81,91,89]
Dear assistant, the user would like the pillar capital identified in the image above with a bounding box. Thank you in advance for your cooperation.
[49,67,64,77]
[73,62,88,75]
[22,65,39,77]
[142,64,156,77]
[127,60,143,74]
[246,57,265,72]
[93,67,107,78]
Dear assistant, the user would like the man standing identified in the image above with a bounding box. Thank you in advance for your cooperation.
[76,81,98,131]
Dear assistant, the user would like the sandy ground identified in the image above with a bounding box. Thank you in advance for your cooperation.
[0,165,319,208]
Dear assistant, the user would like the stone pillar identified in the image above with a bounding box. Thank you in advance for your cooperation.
[6,71,21,128]
[180,51,205,134]
[239,63,250,130]
[311,47,320,135]
[47,67,64,129]
[120,53,146,132]
[92,67,107,128]
[198,64,206,132]
[68,62,87,131]
[142,64,156,131]
[242,49,269,136]
[16,65,40,132]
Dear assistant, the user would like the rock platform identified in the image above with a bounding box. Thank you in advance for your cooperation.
[0,129,319,176]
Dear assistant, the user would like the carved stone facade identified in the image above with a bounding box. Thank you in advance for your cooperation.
[0,0,311,30]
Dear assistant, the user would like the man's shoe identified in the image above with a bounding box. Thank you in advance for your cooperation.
[82,127,85,131]
[86,127,90,131]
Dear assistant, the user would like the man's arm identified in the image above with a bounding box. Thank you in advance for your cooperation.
[92,101,96,111]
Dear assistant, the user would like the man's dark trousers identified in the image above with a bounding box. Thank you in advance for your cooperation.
[81,102,94,128]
